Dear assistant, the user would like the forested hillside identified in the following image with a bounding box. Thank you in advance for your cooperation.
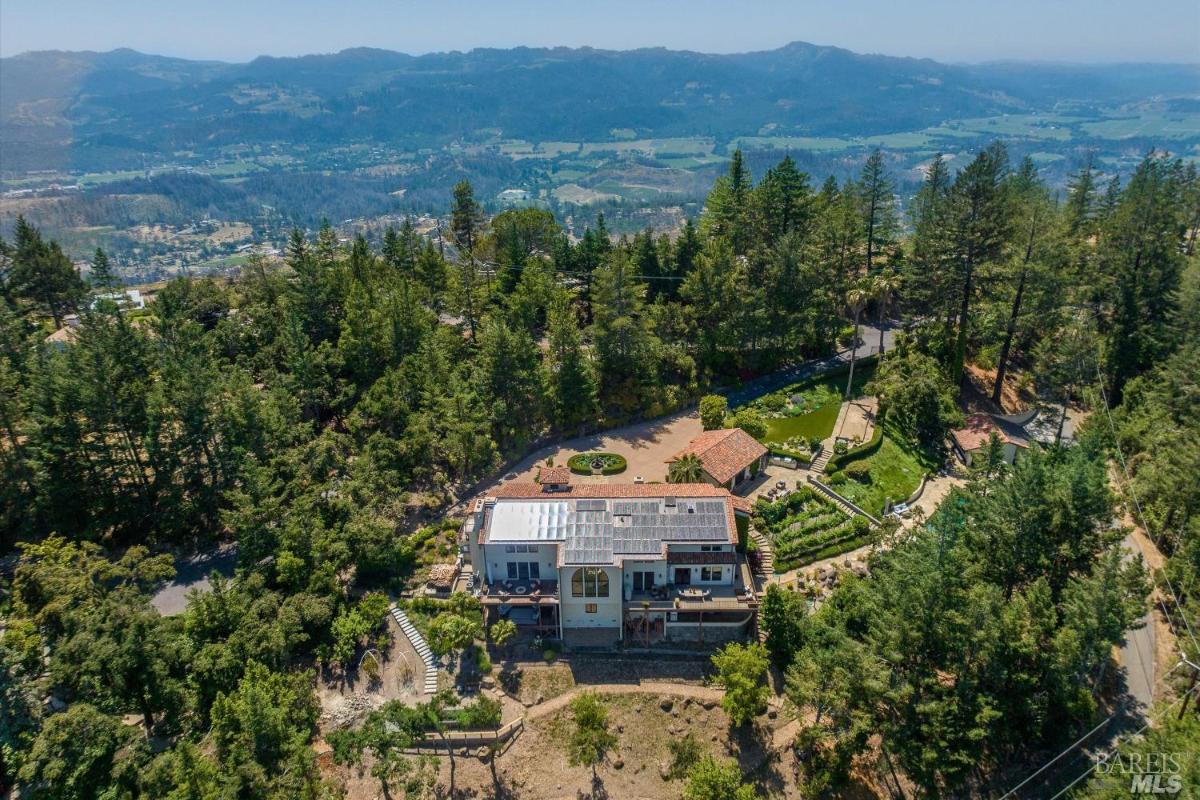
[0,144,1197,797]
[5,42,1196,173]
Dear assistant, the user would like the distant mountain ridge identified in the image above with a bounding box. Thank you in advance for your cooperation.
[2,42,1197,175]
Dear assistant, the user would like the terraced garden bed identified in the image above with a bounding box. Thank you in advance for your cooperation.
[752,486,873,573]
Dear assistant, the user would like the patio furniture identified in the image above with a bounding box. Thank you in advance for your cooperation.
[514,584,528,595]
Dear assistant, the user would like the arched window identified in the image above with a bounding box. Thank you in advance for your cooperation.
[571,568,610,598]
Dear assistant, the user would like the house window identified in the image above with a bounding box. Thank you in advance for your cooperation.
[700,545,723,552]
[585,603,598,613]
[506,562,540,580]
[571,568,609,597]
[504,544,534,554]
[700,567,722,582]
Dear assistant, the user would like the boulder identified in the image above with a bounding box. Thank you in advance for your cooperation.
[613,758,624,770]
[659,697,674,712]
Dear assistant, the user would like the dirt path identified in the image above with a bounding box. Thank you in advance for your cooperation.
[523,680,730,721]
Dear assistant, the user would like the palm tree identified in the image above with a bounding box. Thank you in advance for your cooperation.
[844,281,871,400]
[871,269,900,355]
[668,452,705,483]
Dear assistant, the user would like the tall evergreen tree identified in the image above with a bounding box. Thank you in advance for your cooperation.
[857,149,898,274]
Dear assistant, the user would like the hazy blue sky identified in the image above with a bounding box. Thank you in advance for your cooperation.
[2,0,1197,63]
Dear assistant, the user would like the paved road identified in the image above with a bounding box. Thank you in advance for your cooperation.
[722,322,897,408]
[150,543,238,616]
[1118,532,1156,712]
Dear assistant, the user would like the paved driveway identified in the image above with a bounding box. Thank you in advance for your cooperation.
[1118,532,1156,712]
[473,410,704,495]
[465,321,897,503]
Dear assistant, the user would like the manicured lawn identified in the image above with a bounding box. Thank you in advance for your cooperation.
[835,432,937,516]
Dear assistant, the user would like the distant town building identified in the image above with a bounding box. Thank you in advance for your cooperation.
[497,188,530,204]
[91,290,146,312]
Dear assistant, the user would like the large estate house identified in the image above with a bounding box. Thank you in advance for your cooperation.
[464,475,758,648]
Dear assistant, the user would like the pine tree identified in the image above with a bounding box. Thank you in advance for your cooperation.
[857,149,898,274]
[7,217,86,328]
[89,248,117,291]
[1098,154,1187,398]
[947,143,1012,386]
[544,293,597,433]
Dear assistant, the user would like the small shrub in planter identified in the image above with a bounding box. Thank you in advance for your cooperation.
[829,470,848,486]
[543,649,557,663]
[833,440,849,455]
[809,437,823,452]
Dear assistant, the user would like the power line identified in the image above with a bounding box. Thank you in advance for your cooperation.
[996,333,1197,800]
[1092,359,1200,658]
[1043,680,1200,800]
[996,661,1186,800]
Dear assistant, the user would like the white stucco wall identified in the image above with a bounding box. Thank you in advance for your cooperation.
[621,560,668,599]
[482,542,559,583]
[560,566,622,628]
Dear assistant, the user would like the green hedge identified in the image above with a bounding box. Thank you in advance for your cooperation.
[768,446,813,464]
[824,421,885,474]
[567,452,627,475]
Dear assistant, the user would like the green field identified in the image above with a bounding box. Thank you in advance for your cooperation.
[930,114,1084,141]
[1081,113,1200,140]
[863,132,940,149]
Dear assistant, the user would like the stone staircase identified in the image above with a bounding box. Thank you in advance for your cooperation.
[745,526,775,644]
[806,475,881,524]
[809,444,832,474]
[749,527,775,580]
[390,606,439,694]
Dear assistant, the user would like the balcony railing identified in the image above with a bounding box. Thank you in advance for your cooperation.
[478,578,558,602]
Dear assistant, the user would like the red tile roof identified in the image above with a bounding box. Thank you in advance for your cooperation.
[537,466,571,485]
[668,428,769,485]
[730,495,754,515]
[952,413,1031,452]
